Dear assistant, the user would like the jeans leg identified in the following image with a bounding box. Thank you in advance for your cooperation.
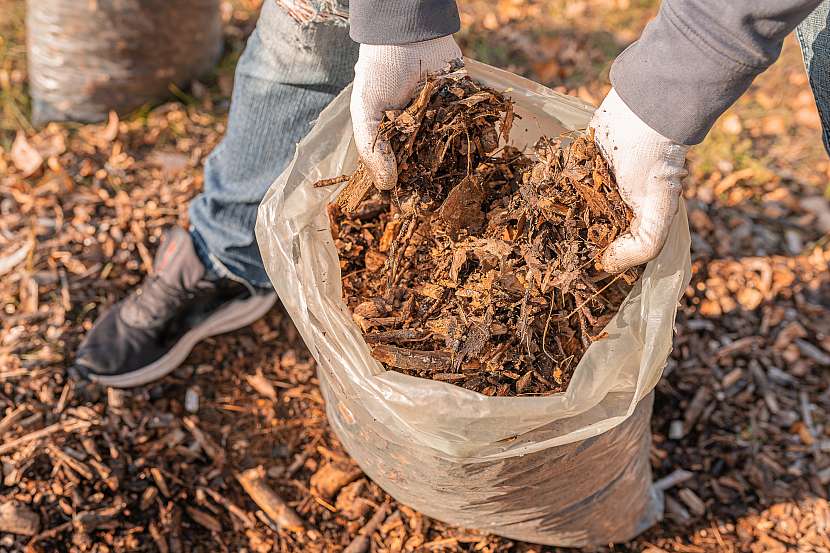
[796,1,830,155]
[189,0,357,287]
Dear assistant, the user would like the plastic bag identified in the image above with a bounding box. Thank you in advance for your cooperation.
[26,0,222,125]
[256,59,692,546]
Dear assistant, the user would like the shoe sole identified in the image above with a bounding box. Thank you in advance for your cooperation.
[89,292,278,388]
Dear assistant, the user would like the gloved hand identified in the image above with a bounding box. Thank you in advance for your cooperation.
[590,88,690,273]
[351,36,462,190]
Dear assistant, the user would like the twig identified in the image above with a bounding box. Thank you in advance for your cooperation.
[343,503,390,553]
[182,417,225,465]
[0,405,28,437]
[148,522,169,553]
[48,445,94,480]
[25,521,72,552]
[654,469,694,491]
[564,273,625,319]
[73,499,126,533]
[541,287,558,361]
[800,390,822,461]
[199,487,255,529]
[54,380,74,415]
[236,466,304,533]
[185,506,222,533]
[313,174,349,188]
[0,238,33,277]
[0,369,30,381]
[0,419,92,455]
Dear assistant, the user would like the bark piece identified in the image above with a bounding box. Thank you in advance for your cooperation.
[245,371,278,402]
[236,466,304,533]
[336,164,375,213]
[182,417,225,465]
[343,503,390,553]
[310,462,362,500]
[0,501,40,536]
[437,176,485,237]
[370,345,452,372]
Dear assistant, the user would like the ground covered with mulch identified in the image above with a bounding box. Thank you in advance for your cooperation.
[2,1,830,552]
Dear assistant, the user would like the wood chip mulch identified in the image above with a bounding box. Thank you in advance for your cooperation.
[329,70,638,396]
[1,2,830,551]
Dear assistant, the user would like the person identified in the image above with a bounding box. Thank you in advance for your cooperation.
[74,0,829,387]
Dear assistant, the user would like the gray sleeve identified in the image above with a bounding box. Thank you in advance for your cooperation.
[611,0,822,145]
[349,0,460,45]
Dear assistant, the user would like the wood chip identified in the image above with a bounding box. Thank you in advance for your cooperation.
[182,417,225,465]
[677,488,706,516]
[236,466,304,533]
[310,462,362,500]
[343,503,390,553]
[0,501,40,536]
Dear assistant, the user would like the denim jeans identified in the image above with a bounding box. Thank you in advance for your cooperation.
[189,0,357,287]
[797,1,830,154]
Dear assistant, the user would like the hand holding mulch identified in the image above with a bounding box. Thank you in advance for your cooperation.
[325,69,641,396]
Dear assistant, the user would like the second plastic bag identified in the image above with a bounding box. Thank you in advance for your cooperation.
[26,0,222,124]
[256,59,691,546]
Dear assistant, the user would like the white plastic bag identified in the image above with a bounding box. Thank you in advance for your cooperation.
[256,59,691,546]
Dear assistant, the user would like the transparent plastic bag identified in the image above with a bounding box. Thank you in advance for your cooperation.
[256,59,692,546]
[26,0,222,125]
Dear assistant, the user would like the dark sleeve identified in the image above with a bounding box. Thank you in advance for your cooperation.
[350,0,460,45]
[611,0,822,145]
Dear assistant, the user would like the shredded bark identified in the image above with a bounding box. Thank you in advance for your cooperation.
[4,2,830,549]
[328,67,640,396]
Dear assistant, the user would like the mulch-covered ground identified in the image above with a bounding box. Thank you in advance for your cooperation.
[1,1,829,552]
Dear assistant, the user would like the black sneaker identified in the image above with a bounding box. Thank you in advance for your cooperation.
[74,227,277,387]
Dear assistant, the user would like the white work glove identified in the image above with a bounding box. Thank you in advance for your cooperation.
[590,88,690,273]
[351,36,463,190]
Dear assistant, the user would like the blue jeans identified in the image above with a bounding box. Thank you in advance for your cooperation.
[798,1,830,154]
[189,0,356,287]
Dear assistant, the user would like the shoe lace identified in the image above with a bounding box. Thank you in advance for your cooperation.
[125,275,204,326]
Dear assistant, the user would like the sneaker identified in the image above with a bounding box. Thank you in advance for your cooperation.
[74,227,277,387]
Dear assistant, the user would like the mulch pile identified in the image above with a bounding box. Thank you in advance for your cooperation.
[0,106,495,552]
[329,69,639,395]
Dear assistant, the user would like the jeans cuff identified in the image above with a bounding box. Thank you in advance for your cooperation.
[189,227,273,290]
